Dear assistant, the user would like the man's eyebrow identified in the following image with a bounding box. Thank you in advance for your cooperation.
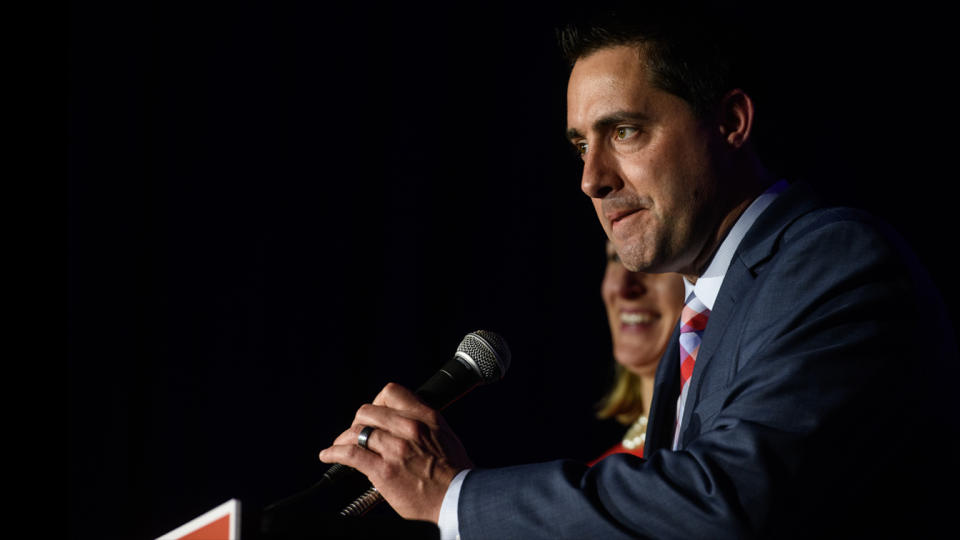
[565,127,585,141]
[565,110,650,142]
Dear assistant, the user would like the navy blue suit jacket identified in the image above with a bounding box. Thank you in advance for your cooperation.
[458,182,959,538]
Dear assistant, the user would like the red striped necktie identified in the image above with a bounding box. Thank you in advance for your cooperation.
[679,293,710,388]
[674,292,710,448]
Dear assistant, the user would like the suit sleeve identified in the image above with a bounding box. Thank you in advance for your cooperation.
[458,212,956,539]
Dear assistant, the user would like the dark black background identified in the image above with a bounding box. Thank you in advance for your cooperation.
[70,2,956,539]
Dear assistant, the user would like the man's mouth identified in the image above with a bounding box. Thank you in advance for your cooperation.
[609,208,641,226]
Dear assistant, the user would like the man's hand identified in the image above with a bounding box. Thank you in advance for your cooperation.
[318,382,473,523]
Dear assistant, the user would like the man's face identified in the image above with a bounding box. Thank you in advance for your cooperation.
[566,45,722,275]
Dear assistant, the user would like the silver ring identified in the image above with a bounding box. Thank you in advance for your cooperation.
[357,425,375,450]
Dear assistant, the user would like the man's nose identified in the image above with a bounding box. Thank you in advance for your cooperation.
[581,146,622,199]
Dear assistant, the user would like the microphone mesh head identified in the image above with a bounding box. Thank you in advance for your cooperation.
[456,330,511,384]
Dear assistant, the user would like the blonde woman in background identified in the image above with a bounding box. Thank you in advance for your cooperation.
[591,242,685,464]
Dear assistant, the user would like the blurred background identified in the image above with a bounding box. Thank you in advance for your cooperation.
[69,2,955,538]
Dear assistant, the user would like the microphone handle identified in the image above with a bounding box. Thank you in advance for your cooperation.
[413,355,481,410]
[262,463,365,514]
[340,486,382,517]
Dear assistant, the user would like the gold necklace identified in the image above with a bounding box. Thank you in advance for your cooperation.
[622,415,648,450]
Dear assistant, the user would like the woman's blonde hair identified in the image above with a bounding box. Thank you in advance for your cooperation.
[596,363,646,425]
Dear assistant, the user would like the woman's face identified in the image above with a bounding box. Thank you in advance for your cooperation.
[602,242,685,378]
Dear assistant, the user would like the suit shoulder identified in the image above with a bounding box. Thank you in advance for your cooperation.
[784,204,894,243]
[772,204,915,275]
[750,201,951,348]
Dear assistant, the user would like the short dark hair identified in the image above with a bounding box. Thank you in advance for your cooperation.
[557,2,760,120]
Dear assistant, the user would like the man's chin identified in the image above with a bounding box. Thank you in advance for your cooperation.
[620,250,679,275]
[612,242,652,272]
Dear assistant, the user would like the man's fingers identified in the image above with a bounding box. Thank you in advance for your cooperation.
[320,430,416,482]
[372,383,439,423]
[354,403,432,439]
[331,424,369,447]
[318,442,380,473]
[331,417,417,456]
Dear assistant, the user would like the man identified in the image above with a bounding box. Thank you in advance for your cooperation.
[320,4,958,538]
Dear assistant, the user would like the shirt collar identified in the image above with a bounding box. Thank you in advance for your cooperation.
[683,180,787,310]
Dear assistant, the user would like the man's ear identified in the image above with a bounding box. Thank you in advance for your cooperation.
[717,89,754,149]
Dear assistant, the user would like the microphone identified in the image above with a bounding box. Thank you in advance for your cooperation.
[262,330,511,520]
[413,329,512,409]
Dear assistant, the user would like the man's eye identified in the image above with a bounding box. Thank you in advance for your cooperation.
[615,127,638,140]
[576,142,588,157]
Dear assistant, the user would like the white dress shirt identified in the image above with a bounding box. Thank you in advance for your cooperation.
[438,180,787,539]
